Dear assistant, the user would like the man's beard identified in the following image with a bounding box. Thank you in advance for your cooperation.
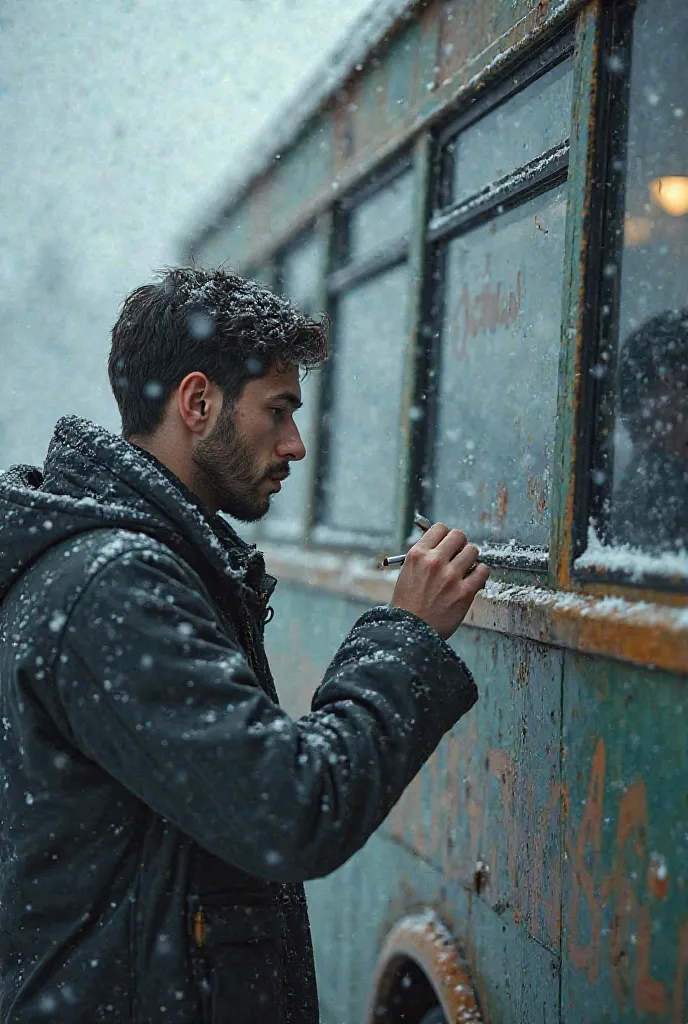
[191,407,286,522]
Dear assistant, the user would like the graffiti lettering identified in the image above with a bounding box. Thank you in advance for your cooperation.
[454,256,524,360]
[568,738,683,1019]
[387,731,685,1020]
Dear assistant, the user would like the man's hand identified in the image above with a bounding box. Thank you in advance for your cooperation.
[390,523,489,640]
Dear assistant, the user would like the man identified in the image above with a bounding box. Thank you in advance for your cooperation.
[0,267,488,1022]
[611,307,688,550]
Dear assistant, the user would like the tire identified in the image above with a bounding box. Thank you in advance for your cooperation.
[419,1009,448,1024]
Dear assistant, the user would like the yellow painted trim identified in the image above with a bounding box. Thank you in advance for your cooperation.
[262,545,688,676]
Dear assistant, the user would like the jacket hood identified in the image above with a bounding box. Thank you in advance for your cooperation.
[0,415,275,607]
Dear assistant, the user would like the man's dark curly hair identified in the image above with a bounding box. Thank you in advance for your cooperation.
[619,307,687,438]
[109,266,328,437]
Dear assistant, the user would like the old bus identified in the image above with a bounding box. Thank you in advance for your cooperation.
[183,0,687,1020]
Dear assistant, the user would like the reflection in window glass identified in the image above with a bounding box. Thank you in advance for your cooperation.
[324,264,409,535]
[433,185,567,546]
[348,171,413,261]
[452,59,572,206]
[608,0,687,555]
[264,235,324,539]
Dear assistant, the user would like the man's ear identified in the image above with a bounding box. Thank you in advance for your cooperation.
[177,373,219,437]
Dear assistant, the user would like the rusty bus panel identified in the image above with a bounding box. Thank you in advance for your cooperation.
[386,630,564,954]
[562,652,688,1023]
[266,583,686,1021]
[331,14,439,179]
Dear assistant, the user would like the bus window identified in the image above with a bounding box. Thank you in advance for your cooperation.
[452,58,572,207]
[431,54,573,562]
[585,0,687,574]
[317,167,413,543]
[263,233,325,541]
[348,171,414,262]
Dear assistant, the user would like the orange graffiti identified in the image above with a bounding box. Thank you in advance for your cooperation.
[454,256,524,359]
[568,739,684,1019]
[569,737,605,981]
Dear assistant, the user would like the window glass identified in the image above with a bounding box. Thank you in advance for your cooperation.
[348,171,414,261]
[433,184,568,547]
[324,264,409,535]
[605,0,688,557]
[281,235,322,309]
[452,59,573,206]
[264,234,324,539]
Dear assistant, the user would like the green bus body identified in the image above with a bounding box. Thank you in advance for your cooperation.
[184,1,687,1020]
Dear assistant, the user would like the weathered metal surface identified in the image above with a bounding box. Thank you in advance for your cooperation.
[308,827,562,1024]
[331,12,439,179]
[264,581,686,1021]
[562,651,688,1023]
[307,834,446,1024]
[386,630,564,956]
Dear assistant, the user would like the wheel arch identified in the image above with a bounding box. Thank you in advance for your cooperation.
[365,910,483,1024]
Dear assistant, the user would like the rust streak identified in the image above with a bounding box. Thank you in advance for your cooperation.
[673,921,688,1024]
[568,737,605,981]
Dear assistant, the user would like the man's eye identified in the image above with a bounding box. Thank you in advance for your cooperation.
[271,408,286,419]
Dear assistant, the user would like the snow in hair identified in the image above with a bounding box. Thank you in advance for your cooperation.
[159,265,328,369]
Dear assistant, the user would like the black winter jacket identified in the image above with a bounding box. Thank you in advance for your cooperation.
[0,416,478,1023]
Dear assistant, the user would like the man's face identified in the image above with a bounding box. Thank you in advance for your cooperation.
[191,363,306,521]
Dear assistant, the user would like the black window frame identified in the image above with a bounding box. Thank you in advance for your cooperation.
[415,31,575,573]
[573,0,687,593]
[311,155,415,551]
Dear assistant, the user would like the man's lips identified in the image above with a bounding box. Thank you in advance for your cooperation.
[267,471,289,490]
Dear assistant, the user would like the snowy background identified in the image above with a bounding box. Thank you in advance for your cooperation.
[0,0,373,469]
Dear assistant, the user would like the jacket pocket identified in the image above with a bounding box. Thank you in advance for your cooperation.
[188,894,285,1024]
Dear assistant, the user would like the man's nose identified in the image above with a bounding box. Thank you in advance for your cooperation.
[277,428,306,462]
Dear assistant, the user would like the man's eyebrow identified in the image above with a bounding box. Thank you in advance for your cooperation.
[268,390,303,410]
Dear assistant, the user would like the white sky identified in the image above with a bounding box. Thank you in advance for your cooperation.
[0,0,372,466]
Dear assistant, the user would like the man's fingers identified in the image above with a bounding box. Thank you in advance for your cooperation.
[452,543,480,576]
[414,522,450,550]
[436,528,468,561]
[466,562,490,593]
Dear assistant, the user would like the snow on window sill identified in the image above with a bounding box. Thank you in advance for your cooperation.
[574,527,688,584]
